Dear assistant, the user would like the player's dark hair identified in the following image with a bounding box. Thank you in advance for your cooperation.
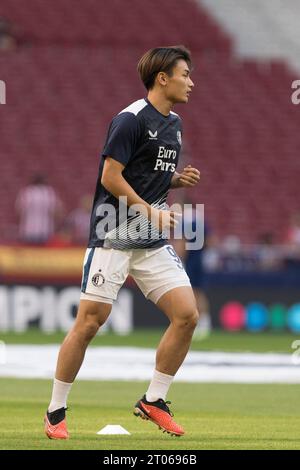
[137,45,192,90]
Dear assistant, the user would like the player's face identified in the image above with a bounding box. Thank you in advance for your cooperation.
[165,59,194,104]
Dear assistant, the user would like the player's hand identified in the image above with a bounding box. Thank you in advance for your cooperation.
[178,165,200,187]
[150,208,182,232]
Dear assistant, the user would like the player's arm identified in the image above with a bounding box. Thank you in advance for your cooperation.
[170,165,200,189]
[102,157,179,231]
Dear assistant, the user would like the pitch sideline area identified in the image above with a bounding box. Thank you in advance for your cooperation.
[1,345,299,383]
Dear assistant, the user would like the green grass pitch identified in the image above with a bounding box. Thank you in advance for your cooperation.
[1,329,299,449]
[1,378,300,450]
[1,328,298,353]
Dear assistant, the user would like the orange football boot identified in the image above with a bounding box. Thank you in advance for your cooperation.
[134,395,184,436]
[44,407,69,440]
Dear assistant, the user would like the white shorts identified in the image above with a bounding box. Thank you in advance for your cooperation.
[80,244,191,305]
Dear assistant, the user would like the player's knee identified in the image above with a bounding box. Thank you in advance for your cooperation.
[82,310,108,340]
[174,308,199,330]
[81,318,99,341]
[187,309,199,330]
[76,302,111,341]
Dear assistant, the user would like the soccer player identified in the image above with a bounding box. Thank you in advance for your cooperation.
[45,45,200,439]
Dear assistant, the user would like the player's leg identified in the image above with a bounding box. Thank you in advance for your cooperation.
[134,286,198,436]
[45,247,130,439]
[154,285,198,375]
[131,245,197,435]
[54,299,112,384]
[132,245,198,378]
[45,299,112,440]
[140,285,197,412]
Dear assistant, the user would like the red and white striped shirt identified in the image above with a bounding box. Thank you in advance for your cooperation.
[16,184,61,242]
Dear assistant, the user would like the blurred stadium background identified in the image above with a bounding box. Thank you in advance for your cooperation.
[1,0,300,450]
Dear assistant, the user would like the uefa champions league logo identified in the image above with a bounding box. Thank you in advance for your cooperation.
[0,80,6,104]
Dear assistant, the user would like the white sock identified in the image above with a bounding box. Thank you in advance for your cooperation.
[146,369,174,402]
[48,378,73,412]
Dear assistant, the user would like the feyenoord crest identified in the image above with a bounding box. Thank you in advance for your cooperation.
[92,272,105,287]
[177,130,182,145]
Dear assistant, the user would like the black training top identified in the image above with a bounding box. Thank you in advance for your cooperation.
[88,98,183,249]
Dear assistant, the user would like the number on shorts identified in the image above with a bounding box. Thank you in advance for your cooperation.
[166,246,184,270]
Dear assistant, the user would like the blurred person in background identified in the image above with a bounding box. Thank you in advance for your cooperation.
[285,213,300,251]
[173,200,213,340]
[64,194,93,245]
[15,174,63,245]
[254,232,281,271]
[283,212,300,270]
[0,17,17,51]
[221,235,243,271]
